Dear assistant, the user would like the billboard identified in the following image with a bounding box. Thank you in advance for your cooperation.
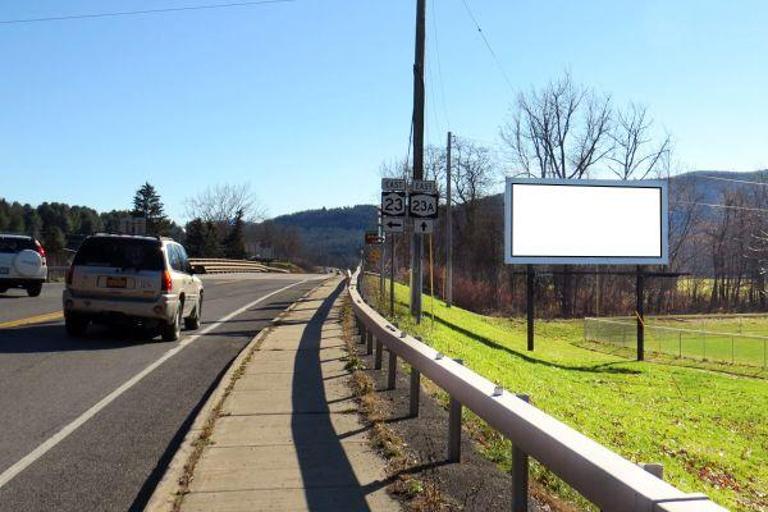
[504,178,668,265]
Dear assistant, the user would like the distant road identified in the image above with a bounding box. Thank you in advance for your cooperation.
[0,273,325,512]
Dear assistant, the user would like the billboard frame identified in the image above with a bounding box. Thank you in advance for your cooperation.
[504,178,669,266]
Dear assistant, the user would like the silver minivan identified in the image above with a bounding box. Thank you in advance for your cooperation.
[63,234,203,341]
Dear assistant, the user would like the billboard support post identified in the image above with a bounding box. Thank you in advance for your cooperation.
[526,265,535,351]
[636,266,645,361]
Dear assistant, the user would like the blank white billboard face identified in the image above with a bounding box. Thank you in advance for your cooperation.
[505,179,668,265]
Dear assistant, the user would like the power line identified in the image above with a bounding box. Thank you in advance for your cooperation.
[458,0,515,93]
[0,0,293,25]
[674,200,768,214]
[694,175,768,187]
[429,0,451,129]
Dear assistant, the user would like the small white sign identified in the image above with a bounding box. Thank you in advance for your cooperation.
[381,191,406,217]
[410,179,436,193]
[382,178,407,192]
[382,216,405,233]
[409,193,438,219]
[413,218,434,234]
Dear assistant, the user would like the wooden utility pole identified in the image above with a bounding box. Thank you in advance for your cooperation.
[446,131,453,306]
[410,0,426,322]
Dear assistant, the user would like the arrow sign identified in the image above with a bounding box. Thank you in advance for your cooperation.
[382,216,405,233]
[413,218,434,234]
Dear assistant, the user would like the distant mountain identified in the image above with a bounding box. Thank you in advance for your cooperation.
[270,205,378,268]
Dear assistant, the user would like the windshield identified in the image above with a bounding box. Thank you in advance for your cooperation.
[73,237,163,271]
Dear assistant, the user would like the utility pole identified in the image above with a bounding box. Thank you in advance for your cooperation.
[410,0,427,322]
[445,131,453,306]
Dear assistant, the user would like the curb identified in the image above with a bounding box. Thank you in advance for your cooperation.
[144,279,330,512]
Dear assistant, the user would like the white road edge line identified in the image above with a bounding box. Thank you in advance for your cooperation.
[0,277,320,489]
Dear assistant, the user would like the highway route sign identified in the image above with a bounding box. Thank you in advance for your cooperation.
[382,216,405,233]
[408,180,438,220]
[381,191,406,217]
[413,218,434,234]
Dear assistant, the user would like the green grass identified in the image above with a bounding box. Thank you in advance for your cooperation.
[365,279,768,511]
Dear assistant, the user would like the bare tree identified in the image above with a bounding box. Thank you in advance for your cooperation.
[451,137,496,205]
[608,103,672,180]
[500,72,612,179]
[184,183,266,224]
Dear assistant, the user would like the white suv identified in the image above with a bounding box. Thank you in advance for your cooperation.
[0,234,48,297]
[63,234,203,341]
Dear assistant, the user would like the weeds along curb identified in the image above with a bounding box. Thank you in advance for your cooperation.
[145,279,331,512]
[341,293,453,511]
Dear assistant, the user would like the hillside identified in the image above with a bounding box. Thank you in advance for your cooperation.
[270,204,378,268]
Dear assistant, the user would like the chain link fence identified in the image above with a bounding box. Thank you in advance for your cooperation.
[584,317,768,368]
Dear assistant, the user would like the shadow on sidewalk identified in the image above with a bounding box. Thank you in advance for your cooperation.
[291,280,373,512]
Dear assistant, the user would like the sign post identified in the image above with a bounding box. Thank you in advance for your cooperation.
[382,179,408,316]
[408,179,438,322]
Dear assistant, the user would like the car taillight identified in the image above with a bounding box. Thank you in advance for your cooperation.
[34,240,46,259]
[161,270,173,293]
[65,266,74,286]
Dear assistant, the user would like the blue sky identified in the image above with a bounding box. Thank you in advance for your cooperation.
[1,0,766,222]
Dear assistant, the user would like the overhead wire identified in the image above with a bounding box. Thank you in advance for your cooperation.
[458,0,515,93]
[693,175,768,187]
[673,201,768,214]
[0,0,293,25]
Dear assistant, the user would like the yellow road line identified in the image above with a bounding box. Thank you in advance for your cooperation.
[0,311,63,330]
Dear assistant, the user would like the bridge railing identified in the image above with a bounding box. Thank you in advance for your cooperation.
[188,258,289,275]
[347,268,725,512]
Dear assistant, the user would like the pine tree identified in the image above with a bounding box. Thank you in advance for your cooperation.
[184,218,206,257]
[132,182,168,235]
[200,221,222,257]
[223,209,247,259]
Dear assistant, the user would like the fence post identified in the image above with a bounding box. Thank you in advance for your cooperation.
[409,367,420,417]
[366,331,373,355]
[678,331,682,359]
[512,393,530,512]
[448,359,464,463]
[387,350,397,390]
[374,338,383,370]
[702,332,706,361]
[731,336,735,364]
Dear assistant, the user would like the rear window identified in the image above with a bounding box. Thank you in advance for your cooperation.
[0,237,35,254]
[74,237,164,271]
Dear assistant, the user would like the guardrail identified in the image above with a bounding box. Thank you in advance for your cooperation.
[188,258,289,275]
[347,268,726,512]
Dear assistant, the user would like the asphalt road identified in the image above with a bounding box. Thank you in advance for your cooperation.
[0,273,327,512]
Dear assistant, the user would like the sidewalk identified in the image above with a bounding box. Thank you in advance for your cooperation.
[153,278,401,512]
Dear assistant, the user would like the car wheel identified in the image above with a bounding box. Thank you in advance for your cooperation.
[65,313,89,337]
[26,284,43,297]
[161,303,183,341]
[184,295,202,331]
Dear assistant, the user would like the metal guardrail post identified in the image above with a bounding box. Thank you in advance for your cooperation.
[366,331,373,355]
[388,350,397,390]
[409,367,420,417]
[358,319,366,344]
[640,463,664,480]
[512,393,530,512]
[448,359,464,463]
[374,338,383,370]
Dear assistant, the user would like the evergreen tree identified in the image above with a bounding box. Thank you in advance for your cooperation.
[132,182,168,235]
[200,221,222,257]
[223,209,247,259]
[184,218,206,257]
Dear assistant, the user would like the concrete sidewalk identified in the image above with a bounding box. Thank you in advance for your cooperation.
[161,278,401,512]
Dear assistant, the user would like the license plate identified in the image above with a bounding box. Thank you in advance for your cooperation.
[106,276,127,288]
[0,267,8,275]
